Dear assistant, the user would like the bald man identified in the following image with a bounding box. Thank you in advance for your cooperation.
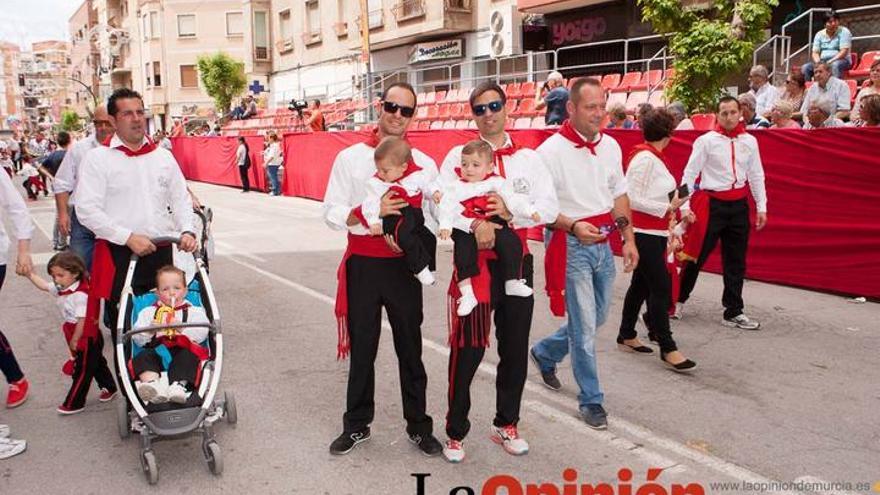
[54,105,115,268]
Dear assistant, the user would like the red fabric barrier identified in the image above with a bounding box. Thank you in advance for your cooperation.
[171,136,268,192]
[172,128,880,299]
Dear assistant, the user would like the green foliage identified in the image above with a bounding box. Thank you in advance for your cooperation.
[59,110,82,133]
[196,52,247,115]
[638,0,778,112]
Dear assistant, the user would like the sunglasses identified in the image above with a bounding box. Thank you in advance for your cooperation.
[382,101,415,118]
[472,100,504,116]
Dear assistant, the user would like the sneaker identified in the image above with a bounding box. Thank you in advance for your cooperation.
[6,378,29,409]
[98,389,118,403]
[529,348,562,391]
[408,432,443,457]
[456,293,479,317]
[490,424,529,455]
[504,279,534,298]
[579,404,608,430]
[443,439,465,463]
[415,267,436,286]
[671,302,684,320]
[722,314,760,330]
[57,404,85,415]
[167,382,189,404]
[329,428,371,455]
[137,380,168,404]
[0,438,26,460]
[0,424,9,438]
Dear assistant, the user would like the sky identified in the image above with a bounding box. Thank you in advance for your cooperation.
[0,0,82,49]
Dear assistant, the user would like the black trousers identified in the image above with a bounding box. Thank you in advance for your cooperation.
[343,255,433,436]
[619,233,677,353]
[678,198,750,319]
[0,266,25,384]
[62,334,116,410]
[446,254,534,441]
[452,221,523,282]
[238,165,250,192]
[132,345,200,387]
[382,206,436,273]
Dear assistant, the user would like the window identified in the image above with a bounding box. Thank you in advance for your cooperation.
[145,63,151,87]
[278,10,291,39]
[306,0,321,36]
[254,11,269,59]
[335,0,348,36]
[150,12,160,38]
[180,65,198,88]
[226,12,244,36]
[177,14,196,38]
[142,14,149,40]
[153,61,161,87]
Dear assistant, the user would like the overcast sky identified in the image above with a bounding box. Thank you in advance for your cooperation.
[0,0,82,49]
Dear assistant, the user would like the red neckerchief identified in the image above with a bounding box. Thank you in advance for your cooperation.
[492,140,520,177]
[102,135,158,157]
[365,129,411,148]
[558,119,602,156]
[459,195,491,219]
[714,122,746,139]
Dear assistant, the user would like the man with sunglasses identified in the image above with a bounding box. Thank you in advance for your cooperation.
[530,77,639,431]
[53,104,116,268]
[323,82,443,457]
[437,82,558,463]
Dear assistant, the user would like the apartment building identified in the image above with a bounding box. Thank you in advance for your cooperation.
[0,42,23,130]
[69,0,101,116]
[20,41,71,129]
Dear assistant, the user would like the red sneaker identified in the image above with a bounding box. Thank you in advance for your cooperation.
[57,404,85,415]
[98,389,117,402]
[6,378,29,409]
[62,359,74,376]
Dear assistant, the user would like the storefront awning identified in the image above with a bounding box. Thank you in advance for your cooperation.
[517,0,617,14]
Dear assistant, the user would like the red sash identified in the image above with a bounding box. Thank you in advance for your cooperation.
[544,213,613,317]
[157,333,209,361]
[678,188,748,262]
[631,210,670,230]
[335,233,403,359]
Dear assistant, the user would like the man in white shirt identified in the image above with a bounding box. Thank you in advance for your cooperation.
[53,105,115,268]
[800,62,851,120]
[530,78,639,430]
[75,88,197,345]
[675,96,768,330]
[323,82,442,457]
[748,65,779,118]
[437,82,559,462]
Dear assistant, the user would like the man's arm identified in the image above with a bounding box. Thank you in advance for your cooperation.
[680,138,708,211]
[612,194,638,273]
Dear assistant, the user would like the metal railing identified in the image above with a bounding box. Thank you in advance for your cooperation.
[644,46,670,97]
[753,34,791,83]
[780,5,880,76]
[392,0,426,22]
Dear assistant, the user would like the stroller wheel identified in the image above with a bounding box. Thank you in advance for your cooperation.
[141,450,159,485]
[204,441,223,475]
[224,391,238,426]
[117,398,131,439]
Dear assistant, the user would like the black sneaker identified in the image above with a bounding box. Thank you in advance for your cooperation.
[408,432,442,456]
[529,348,562,391]
[579,404,608,430]
[329,428,371,455]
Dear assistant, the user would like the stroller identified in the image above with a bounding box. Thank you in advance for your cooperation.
[114,236,236,485]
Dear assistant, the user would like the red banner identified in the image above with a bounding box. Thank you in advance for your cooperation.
[172,128,880,299]
[171,136,269,192]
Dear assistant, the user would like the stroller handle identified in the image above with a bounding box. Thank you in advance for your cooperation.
[128,235,202,261]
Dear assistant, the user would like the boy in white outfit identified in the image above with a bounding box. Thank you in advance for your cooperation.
[362,136,439,285]
[438,140,537,316]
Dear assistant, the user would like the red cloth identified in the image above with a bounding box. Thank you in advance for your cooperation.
[631,210,670,231]
[544,213,614,317]
[557,120,603,155]
[447,249,497,349]
[460,195,491,219]
[678,188,748,263]
[387,186,423,209]
[493,142,520,177]
[108,136,157,157]
[335,234,403,359]
[59,279,100,350]
[715,122,747,139]
[171,136,268,192]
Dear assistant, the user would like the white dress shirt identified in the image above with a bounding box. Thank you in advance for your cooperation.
[361,169,438,226]
[54,134,100,204]
[439,133,558,231]
[323,142,439,236]
[680,130,767,213]
[48,281,88,323]
[263,142,283,166]
[0,167,34,266]
[75,134,195,246]
[751,83,780,117]
[538,131,627,219]
[438,175,535,232]
[801,77,852,115]
[236,144,247,167]
[626,150,676,237]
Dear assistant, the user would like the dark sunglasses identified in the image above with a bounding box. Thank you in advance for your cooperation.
[382,101,415,118]
[472,100,504,116]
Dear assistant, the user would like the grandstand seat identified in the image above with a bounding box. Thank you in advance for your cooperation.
[601,74,622,91]
[425,92,437,105]
[442,88,459,104]
[638,70,664,91]
[665,68,676,81]
[442,120,456,129]
[459,87,473,103]
[449,103,465,119]
[691,113,717,130]
[519,81,536,98]
[504,99,518,115]
[416,93,427,105]
[417,120,431,131]
[427,105,439,120]
[505,118,515,129]
[849,51,879,78]
[455,120,469,129]
[506,83,522,99]
[615,71,643,92]
[606,91,627,110]
[625,91,649,112]
[415,106,429,120]
[435,91,448,103]
[438,103,452,119]
[844,79,858,101]
[514,117,532,129]
[430,120,444,130]
[467,120,477,129]
[514,98,537,117]
[530,117,546,129]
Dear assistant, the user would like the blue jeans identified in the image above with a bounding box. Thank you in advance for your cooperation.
[532,233,616,407]
[69,207,96,269]
[267,165,281,195]
[802,58,851,80]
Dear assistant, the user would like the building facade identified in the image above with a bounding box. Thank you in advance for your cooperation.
[69,0,101,117]
[19,41,71,130]
[0,42,24,130]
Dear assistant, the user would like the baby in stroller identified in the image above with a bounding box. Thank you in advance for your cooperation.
[132,265,209,404]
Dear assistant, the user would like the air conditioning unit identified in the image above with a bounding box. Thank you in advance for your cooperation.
[488,4,522,58]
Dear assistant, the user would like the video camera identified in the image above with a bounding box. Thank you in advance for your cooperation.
[288,99,308,118]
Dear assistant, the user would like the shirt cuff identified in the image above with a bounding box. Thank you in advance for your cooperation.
[109,227,132,246]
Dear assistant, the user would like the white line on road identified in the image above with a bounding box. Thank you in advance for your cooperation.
[224,254,814,495]
[214,240,267,263]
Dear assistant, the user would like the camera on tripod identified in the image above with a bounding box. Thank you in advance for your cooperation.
[288,99,308,118]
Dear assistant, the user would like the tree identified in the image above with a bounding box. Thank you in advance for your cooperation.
[638,0,778,112]
[196,52,247,115]
[60,110,82,133]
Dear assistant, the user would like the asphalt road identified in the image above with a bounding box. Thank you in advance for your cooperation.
[0,182,877,495]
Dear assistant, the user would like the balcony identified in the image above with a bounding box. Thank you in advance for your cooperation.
[333,22,348,38]
[275,38,293,55]
[355,8,385,31]
[302,30,322,46]
[392,0,426,22]
[444,0,471,12]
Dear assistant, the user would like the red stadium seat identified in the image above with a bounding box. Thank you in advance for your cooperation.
[505,83,522,99]
[633,70,663,91]
[415,105,429,120]
[427,105,439,120]
[616,71,642,92]
[449,103,465,119]
[691,113,717,130]
[504,99,518,115]
[844,79,858,101]
[424,91,437,105]
[848,51,879,79]
[417,120,431,130]
[435,91,448,103]
[430,120,443,130]
[514,98,537,117]
[438,103,451,119]
[601,74,622,91]
[519,81,536,97]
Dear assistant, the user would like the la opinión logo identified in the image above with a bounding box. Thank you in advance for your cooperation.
[412,468,705,495]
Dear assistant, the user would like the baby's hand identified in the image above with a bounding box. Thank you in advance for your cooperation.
[683,211,696,224]
[670,235,683,252]
[439,229,451,241]
[531,212,541,222]
[432,191,443,204]
[369,224,383,236]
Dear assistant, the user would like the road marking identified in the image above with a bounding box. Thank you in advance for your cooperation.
[224,254,816,493]
[214,240,266,263]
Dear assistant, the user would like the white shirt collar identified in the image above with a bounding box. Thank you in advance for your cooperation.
[574,127,602,144]
[61,280,80,293]
[479,132,513,151]
[109,133,148,152]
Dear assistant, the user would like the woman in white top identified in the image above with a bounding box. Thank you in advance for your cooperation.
[617,109,696,372]
[262,134,283,196]
[236,137,251,193]
[850,59,879,126]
